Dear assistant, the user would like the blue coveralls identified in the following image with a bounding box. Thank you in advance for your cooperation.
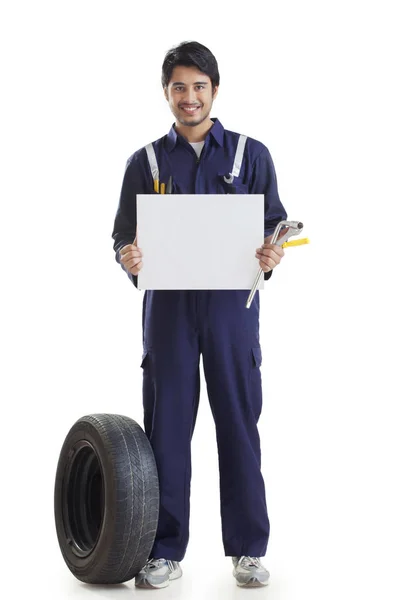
[112,118,287,560]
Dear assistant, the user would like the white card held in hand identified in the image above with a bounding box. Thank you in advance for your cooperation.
[137,193,264,290]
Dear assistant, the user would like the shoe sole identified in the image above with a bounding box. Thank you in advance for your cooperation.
[135,579,169,589]
[236,576,270,588]
[233,568,270,588]
[135,568,182,589]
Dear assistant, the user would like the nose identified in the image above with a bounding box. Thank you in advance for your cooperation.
[183,88,197,105]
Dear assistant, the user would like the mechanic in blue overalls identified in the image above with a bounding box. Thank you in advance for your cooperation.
[112,41,287,590]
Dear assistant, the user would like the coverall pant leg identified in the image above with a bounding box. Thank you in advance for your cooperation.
[141,290,201,561]
[140,289,269,561]
[198,289,269,558]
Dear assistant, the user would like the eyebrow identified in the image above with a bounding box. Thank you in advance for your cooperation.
[171,81,209,86]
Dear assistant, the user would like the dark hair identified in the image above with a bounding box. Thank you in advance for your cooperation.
[161,41,220,90]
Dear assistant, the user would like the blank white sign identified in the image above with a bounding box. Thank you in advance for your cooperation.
[136,193,265,290]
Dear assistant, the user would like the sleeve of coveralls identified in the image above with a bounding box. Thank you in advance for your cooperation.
[111,153,144,289]
[250,146,288,281]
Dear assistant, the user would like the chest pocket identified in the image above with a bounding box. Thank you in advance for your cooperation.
[217,171,249,194]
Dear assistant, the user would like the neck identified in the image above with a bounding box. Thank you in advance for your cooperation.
[175,118,214,143]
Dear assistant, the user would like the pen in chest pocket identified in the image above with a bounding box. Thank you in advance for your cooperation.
[154,176,173,194]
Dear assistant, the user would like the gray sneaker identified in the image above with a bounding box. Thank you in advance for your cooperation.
[232,556,270,587]
[135,558,182,589]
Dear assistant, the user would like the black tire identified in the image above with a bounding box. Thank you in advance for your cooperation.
[54,413,159,584]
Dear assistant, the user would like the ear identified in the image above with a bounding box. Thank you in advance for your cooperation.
[163,86,169,101]
[212,85,219,100]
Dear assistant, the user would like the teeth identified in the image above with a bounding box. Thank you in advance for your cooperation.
[182,106,199,111]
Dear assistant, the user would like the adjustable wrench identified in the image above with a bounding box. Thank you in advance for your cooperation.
[246,220,304,309]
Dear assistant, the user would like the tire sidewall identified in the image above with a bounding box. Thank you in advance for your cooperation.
[54,419,117,579]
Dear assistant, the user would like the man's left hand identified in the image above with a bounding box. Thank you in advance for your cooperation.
[255,231,286,273]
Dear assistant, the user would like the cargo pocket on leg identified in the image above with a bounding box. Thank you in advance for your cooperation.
[140,350,154,436]
[250,347,263,421]
[251,347,262,368]
[140,350,149,369]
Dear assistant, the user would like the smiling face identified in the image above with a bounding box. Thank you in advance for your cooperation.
[164,65,219,129]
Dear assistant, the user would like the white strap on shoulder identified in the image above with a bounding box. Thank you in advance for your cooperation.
[145,143,159,181]
[224,134,247,183]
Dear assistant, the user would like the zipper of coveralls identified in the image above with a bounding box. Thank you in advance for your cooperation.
[193,144,206,334]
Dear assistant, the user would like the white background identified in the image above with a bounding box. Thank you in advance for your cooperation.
[1,1,399,599]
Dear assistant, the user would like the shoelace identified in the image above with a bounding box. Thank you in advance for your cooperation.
[145,558,175,571]
[238,556,263,569]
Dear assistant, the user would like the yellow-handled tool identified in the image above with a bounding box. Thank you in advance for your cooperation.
[282,237,310,248]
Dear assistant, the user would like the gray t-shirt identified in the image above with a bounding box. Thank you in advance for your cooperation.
[189,141,205,158]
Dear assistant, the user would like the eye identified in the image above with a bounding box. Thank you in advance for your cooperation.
[196,85,205,90]
[174,86,184,92]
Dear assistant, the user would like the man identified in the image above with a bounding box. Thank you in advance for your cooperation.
[112,41,287,589]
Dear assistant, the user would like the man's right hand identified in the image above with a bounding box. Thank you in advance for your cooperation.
[119,239,143,275]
